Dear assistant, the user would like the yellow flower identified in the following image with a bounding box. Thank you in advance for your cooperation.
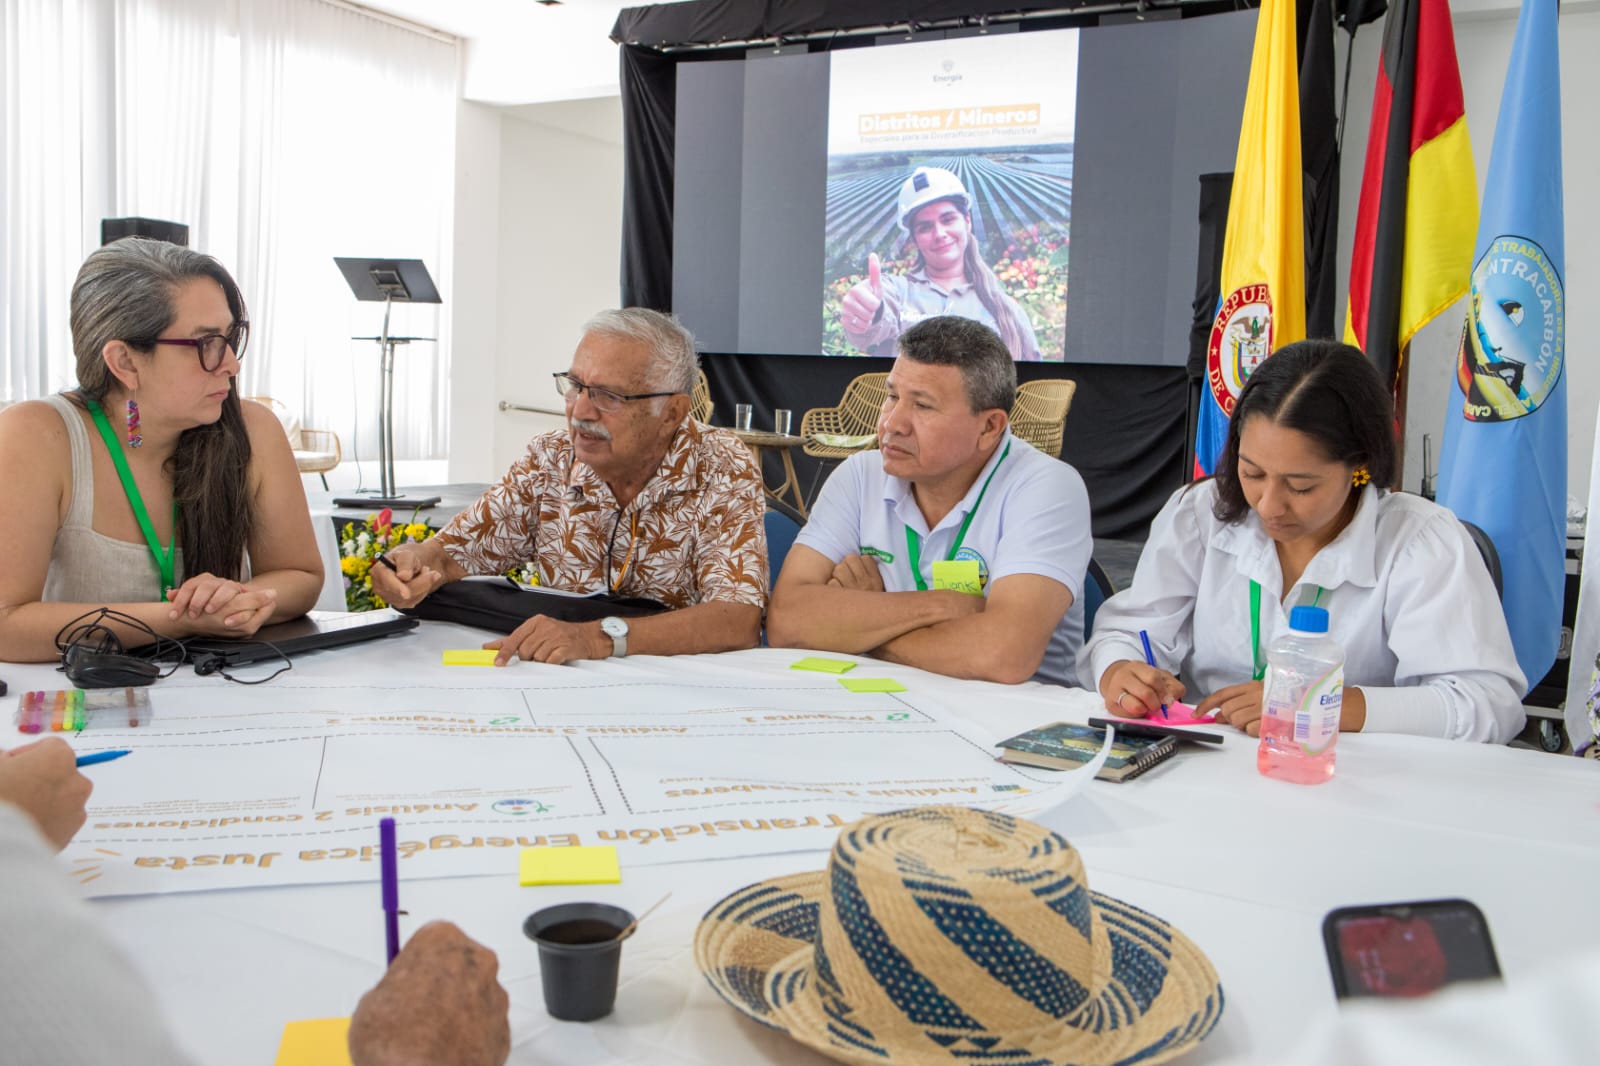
[338,511,435,611]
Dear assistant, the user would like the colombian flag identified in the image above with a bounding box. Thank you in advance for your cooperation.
[1195,0,1305,477]
[1438,0,1565,691]
[1344,0,1477,390]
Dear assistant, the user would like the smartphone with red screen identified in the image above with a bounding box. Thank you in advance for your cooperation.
[1322,898,1501,1000]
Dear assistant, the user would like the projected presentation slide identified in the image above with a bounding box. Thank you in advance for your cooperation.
[824,31,1077,362]
[673,12,1256,367]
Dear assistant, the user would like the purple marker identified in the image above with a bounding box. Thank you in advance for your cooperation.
[380,817,400,965]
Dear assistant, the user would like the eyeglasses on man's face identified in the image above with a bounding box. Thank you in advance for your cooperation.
[552,372,677,415]
[150,321,250,372]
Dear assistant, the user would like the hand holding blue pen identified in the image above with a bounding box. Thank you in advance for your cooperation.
[1138,630,1169,720]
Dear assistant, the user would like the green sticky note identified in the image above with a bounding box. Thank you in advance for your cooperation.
[839,677,908,693]
[520,845,621,886]
[443,649,499,666]
[931,560,982,594]
[276,1018,353,1066]
[790,656,858,674]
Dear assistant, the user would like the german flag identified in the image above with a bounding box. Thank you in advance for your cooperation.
[1343,0,1477,389]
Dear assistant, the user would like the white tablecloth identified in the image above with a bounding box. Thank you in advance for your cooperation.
[5,621,1599,1065]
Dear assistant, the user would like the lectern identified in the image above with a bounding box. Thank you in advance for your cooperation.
[331,257,442,509]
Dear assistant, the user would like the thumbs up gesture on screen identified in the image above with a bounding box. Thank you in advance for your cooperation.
[840,252,884,334]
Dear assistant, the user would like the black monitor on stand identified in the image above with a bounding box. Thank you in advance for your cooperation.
[331,257,442,510]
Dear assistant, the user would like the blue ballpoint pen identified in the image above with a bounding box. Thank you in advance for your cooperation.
[1137,630,1169,719]
[76,749,132,767]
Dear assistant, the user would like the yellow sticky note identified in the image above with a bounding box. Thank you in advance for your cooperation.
[443,649,499,666]
[839,677,908,694]
[520,845,621,886]
[790,656,858,674]
[931,560,982,595]
[276,1018,352,1066]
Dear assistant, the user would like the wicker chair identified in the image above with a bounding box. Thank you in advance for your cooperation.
[797,372,887,508]
[691,368,714,424]
[1008,378,1076,458]
[246,396,343,490]
[799,372,888,461]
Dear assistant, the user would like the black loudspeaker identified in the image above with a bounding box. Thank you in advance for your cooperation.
[100,217,189,247]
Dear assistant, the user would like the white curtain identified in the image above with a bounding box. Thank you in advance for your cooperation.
[234,0,457,462]
[0,0,459,464]
[112,0,221,244]
[0,0,94,401]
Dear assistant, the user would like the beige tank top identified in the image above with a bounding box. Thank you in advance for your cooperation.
[40,393,184,604]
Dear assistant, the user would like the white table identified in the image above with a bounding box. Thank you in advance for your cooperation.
[6,622,1599,1065]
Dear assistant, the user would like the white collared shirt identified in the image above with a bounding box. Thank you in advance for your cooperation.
[1080,482,1527,742]
[798,430,1092,685]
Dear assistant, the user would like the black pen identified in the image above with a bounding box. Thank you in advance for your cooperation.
[374,553,397,572]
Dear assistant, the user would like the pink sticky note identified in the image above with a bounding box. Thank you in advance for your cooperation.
[1157,701,1218,725]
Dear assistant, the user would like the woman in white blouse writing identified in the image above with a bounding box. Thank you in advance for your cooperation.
[1081,340,1526,742]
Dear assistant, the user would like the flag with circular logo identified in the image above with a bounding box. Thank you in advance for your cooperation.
[1437,0,1565,690]
[1194,0,1305,477]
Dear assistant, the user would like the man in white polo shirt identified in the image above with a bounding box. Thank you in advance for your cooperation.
[767,315,1091,685]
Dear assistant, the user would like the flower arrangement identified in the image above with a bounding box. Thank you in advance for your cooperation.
[339,508,435,612]
[339,507,540,612]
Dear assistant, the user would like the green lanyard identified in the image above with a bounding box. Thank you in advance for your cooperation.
[905,442,1010,592]
[85,398,178,597]
[1249,579,1323,681]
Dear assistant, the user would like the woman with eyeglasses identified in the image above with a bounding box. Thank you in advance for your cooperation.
[0,238,324,661]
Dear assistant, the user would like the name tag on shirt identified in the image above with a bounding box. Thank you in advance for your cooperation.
[932,560,983,595]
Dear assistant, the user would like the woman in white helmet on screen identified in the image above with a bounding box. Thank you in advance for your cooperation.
[839,165,1041,361]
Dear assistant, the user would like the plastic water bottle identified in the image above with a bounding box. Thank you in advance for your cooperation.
[1257,605,1343,784]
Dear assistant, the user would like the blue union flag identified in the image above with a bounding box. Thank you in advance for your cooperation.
[1436,0,1565,690]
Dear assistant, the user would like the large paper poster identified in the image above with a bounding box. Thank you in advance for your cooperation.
[52,674,1105,898]
[823,30,1077,362]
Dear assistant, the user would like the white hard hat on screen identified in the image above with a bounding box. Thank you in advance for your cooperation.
[897,166,970,231]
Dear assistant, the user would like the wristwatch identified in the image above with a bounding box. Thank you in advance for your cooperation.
[600,616,629,658]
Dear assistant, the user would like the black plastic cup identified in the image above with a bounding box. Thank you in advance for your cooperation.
[522,902,635,1021]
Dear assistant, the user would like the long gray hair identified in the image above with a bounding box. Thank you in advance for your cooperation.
[70,238,253,583]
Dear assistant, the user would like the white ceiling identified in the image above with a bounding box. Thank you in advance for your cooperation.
[356,0,686,106]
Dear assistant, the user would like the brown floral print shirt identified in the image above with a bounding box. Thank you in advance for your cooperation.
[435,419,768,609]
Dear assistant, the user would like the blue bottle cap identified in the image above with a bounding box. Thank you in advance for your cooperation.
[1288,605,1329,633]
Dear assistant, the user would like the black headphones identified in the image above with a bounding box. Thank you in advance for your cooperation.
[62,642,162,688]
[54,609,178,689]
[53,607,288,686]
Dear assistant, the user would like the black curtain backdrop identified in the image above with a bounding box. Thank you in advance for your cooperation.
[612,2,1119,47]
[618,45,679,311]
[703,353,1186,540]
[613,0,1257,541]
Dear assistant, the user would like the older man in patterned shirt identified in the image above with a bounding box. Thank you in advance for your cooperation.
[373,309,767,664]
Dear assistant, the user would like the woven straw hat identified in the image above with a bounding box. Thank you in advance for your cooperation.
[695,807,1223,1065]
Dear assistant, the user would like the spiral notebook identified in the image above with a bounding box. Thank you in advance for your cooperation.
[995,722,1179,782]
